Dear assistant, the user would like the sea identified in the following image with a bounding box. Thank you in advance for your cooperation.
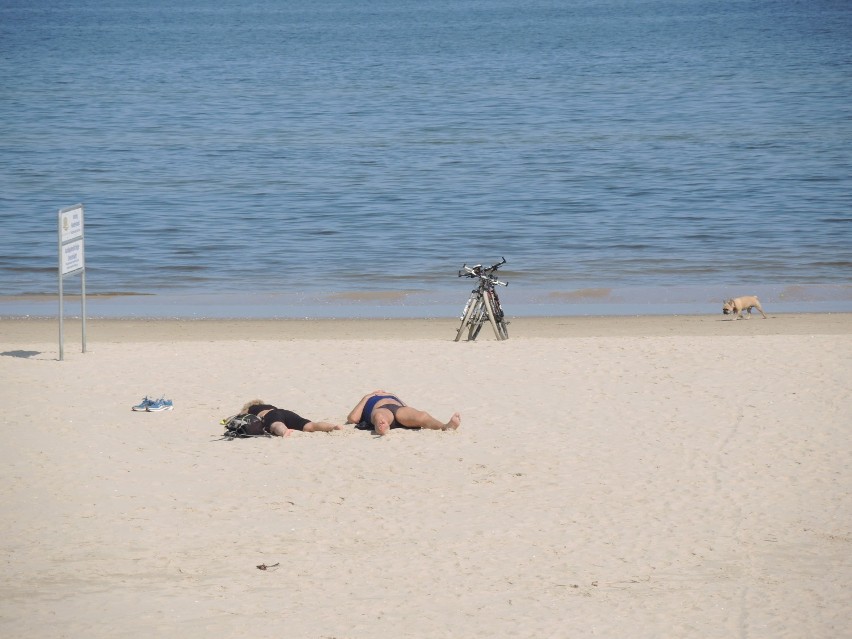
[1,0,851,319]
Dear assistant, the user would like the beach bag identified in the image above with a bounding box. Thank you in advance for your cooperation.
[220,413,268,439]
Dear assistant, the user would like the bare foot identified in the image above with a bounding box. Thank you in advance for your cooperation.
[443,412,461,431]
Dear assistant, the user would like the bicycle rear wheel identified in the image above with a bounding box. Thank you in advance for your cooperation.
[468,298,486,340]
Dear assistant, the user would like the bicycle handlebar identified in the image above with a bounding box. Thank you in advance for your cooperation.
[458,257,507,278]
[457,258,508,286]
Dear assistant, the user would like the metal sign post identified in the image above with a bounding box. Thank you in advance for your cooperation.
[58,204,86,361]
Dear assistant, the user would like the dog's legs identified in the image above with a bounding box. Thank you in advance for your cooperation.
[755,303,767,319]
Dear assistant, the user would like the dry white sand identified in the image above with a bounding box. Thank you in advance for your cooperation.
[1,314,849,638]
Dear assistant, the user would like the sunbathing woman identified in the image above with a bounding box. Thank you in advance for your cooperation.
[240,399,343,437]
[346,390,461,436]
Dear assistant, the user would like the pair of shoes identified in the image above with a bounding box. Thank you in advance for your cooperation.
[131,396,174,412]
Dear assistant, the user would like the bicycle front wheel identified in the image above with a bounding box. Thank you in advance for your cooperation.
[482,292,503,340]
[492,292,509,340]
[498,320,509,339]
[455,293,479,342]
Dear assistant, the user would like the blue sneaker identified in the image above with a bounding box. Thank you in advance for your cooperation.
[132,397,152,412]
[147,397,174,412]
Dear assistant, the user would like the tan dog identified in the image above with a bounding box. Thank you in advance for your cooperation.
[722,295,767,319]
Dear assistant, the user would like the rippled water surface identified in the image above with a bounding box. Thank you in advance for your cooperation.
[1,0,850,316]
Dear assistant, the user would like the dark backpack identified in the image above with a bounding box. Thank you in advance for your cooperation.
[220,413,268,439]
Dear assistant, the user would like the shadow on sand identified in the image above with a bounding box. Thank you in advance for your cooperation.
[1,350,42,359]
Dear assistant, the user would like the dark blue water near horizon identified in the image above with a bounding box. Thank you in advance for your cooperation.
[1,0,851,317]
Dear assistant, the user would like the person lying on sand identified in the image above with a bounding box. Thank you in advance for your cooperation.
[240,399,343,437]
[346,390,460,436]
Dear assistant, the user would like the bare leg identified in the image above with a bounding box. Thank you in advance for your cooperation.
[304,421,343,433]
[268,422,292,437]
[395,407,461,431]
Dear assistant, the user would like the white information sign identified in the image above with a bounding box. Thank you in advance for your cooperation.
[60,205,84,243]
[61,239,85,275]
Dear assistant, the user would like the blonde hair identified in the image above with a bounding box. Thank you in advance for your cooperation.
[240,399,266,415]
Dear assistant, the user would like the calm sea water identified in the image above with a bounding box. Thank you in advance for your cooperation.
[1,0,851,317]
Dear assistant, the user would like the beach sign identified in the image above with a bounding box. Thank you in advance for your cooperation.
[60,205,84,242]
[60,237,85,276]
[60,205,84,275]
[58,204,87,360]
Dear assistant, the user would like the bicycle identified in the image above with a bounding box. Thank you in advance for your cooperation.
[454,257,509,341]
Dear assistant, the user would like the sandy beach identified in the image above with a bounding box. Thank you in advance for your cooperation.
[1,313,849,638]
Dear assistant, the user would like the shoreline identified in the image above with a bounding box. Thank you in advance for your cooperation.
[3,283,851,321]
[2,313,851,347]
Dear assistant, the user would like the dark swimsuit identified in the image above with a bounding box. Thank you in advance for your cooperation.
[359,395,417,430]
[247,404,311,432]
